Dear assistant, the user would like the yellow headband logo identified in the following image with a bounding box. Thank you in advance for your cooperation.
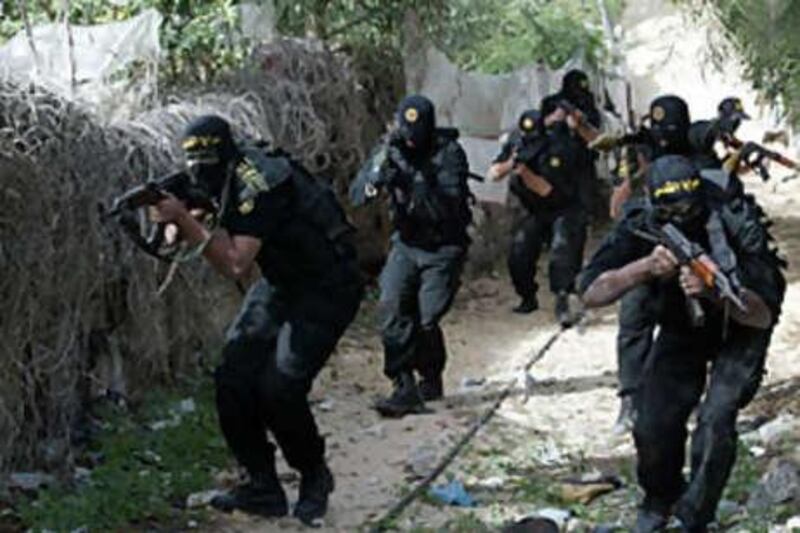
[404,108,419,123]
[653,177,701,199]
[182,135,222,150]
[549,156,561,168]
[580,79,589,89]
[735,100,744,111]
[652,106,665,122]
[522,117,535,131]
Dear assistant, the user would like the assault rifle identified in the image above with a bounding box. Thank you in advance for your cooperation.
[633,222,746,327]
[555,99,601,143]
[724,135,798,181]
[103,170,218,261]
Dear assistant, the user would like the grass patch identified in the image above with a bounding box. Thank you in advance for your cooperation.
[16,379,231,531]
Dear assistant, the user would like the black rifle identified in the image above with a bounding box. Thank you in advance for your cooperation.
[103,171,217,261]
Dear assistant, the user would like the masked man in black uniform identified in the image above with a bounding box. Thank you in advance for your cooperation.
[580,154,785,532]
[350,95,473,417]
[152,115,363,525]
[489,109,589,325]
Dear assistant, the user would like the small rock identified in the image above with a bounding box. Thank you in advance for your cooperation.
[748,445,767,458]
[476,475,506,490]
[747,459,800,509]
[362,424,386,439]
[177,398,196,414]
[461,376,486,389]
[406,442,439,479]
[318,399,335,412]
[186,489,225,508]
[535,508,571,527]
[743,414,800,447]
[74,467,92,484]
[187,520,199,528]
[8,472,55,491]
[717,499,741,523]
[149,417,180,431]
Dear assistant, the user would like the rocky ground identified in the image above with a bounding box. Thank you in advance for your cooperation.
[3,177,796,533]
[198,176,800,532]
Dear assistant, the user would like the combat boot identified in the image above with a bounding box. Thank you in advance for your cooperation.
[418,373,444,401]
[210,467,288,518]
[374,371,425,417]
[555,291,573,327]
[294,461,335,526]
[634,505,669,532]
[513,295,539,314]
[612,394,637,435]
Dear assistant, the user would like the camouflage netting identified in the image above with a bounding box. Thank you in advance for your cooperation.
[0,37,397,475]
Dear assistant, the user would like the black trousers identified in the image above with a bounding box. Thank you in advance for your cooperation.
[214,278,362,476]
[507,206,587,300]
[379,236,466,380]
[633,325,771,528]
[616,283,657,396]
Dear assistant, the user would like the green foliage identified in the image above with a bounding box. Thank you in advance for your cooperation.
[0,0,249,84]
[2,0,619,89]
[16,381,230,531]
[431,0,619,73]
[679,0,800,125]
[274,0,621,73]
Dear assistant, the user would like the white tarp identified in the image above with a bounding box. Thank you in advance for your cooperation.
[0,9,163,112]
[401,12,629,204]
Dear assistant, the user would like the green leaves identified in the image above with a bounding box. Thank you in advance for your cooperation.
[683,0,800,125]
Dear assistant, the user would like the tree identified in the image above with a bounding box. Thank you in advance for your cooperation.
[679,0,800,125]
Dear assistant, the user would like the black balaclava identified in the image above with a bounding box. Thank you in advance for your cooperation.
[649,95,691,155]
[717,96,750,137]
[647,154,708,235]
[181,115,237,198]
[396,94,436,154]
[561,69,593,108]
[518,109,542,142]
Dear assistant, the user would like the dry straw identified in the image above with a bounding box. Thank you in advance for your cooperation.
[0,37,391,475]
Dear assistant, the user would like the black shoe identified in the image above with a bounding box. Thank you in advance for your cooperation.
[513,296,539,314]
[211,471,288,518]
[418,374,444,401]
[555,292,573,327]
[374,372,425,418]
[612,394,637,435]
[294,462,335,526]
[634,506,669,533]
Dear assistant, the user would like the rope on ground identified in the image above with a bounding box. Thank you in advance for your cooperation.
[367,326,566,532]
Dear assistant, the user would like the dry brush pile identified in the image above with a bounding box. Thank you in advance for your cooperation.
[0,37,396,475]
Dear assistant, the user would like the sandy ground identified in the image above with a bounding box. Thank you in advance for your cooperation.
[202,175,800,532]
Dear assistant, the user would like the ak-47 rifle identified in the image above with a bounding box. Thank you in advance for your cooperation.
[633,222,746,327]
[102,170,218,261]
[723,135,798,181]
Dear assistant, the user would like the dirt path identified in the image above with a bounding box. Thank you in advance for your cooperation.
[207,178,800,532]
